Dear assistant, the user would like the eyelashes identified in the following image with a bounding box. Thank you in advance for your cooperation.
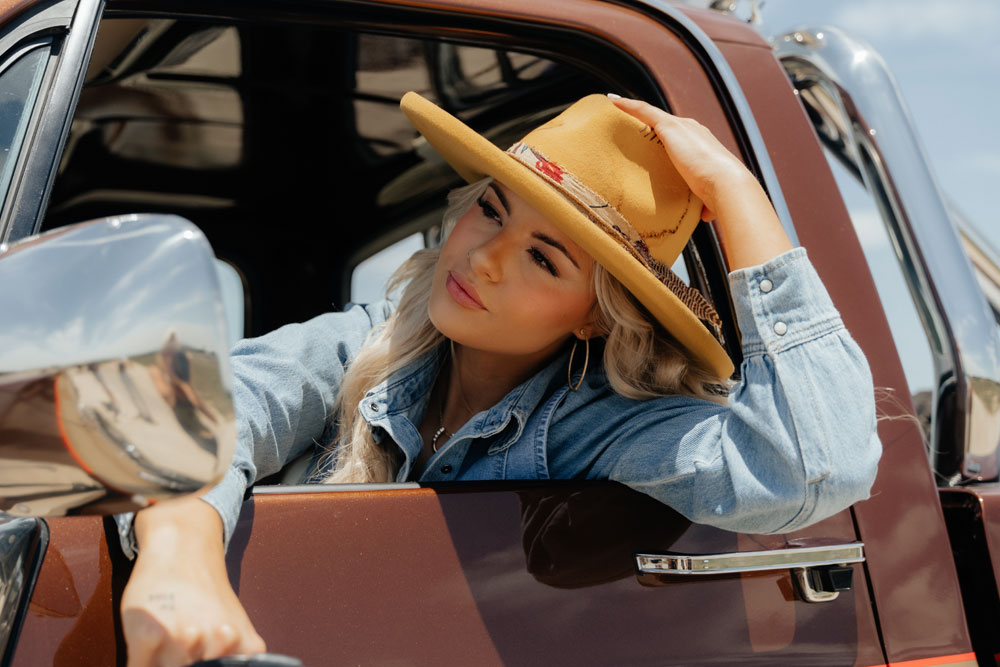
[475,197,559,277]
[529,248,557,276]
[477,197,500,222]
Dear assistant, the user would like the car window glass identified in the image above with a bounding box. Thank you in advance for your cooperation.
[954,212,1000,328]
[48,17,720,363]
[351,232,425,304]
[0,44,50,211]
[824,150,935,434]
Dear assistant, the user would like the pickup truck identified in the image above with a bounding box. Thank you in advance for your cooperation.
[1,0,998,665]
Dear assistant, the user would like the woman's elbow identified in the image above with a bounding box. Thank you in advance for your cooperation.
[781,432,883,533]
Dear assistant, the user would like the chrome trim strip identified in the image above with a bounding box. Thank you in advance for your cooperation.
[635,542,864,575]
[253,483,422,494]
[774,27,1000,482]
[629,0,798,245]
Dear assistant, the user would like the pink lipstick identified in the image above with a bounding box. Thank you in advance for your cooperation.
[446,271,487,310]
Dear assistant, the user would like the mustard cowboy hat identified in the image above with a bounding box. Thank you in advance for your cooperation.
[400,92,734,379]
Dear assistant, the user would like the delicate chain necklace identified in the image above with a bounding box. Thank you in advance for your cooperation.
[430,400,451,453]
[430,341,476,453]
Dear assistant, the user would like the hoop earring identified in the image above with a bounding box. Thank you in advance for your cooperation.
[568,333,590,392]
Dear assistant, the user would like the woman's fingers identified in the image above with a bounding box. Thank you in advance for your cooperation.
[121,558,267,666]
[609,95,753,214]
[201,623,239,660]
[608,95,667,127]
[123,611,166,667]
[608,94,792,267]
[124,614,265,667]
[201,621,266,659]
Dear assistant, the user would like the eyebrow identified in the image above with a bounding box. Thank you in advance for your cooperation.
[532,231,581,270]
[492,182,580,270]
[487,183,509,215]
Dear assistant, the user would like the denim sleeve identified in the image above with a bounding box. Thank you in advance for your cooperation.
[603,247,882,534]
[197,301,394,549]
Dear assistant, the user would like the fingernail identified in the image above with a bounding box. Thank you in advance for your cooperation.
[606,93,622,99]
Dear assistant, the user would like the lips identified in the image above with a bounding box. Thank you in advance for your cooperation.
[446,271,487,310]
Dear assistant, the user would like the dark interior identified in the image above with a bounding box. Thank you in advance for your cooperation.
[42,14,612,337]
[40,5,740,371]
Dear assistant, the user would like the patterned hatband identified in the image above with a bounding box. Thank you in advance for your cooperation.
[505,141,723,339]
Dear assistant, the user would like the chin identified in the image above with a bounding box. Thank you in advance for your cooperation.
[428,296,476,347]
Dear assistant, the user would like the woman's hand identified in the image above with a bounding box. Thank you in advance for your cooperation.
[122,496,266,667]
[610,96,793,270]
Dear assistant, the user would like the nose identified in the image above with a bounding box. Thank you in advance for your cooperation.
[467,234,512,282]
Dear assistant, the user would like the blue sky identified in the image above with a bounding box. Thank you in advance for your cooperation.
[754,0,999,393]
[760,0,999,253]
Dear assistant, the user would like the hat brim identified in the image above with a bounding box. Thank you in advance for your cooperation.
[400,92,734,379]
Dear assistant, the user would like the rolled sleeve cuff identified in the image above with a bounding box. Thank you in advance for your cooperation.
[199,465,250,551]
[728,247,842,356]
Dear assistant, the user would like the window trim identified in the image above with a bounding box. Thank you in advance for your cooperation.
[1,0,104,244]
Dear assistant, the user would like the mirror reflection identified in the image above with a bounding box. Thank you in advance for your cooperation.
[0,215,235,516]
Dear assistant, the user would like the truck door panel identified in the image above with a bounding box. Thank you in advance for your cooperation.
[230,483,883,666]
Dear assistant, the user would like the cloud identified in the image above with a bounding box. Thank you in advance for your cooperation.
[832,0,1000,42]
[847,207,892,252]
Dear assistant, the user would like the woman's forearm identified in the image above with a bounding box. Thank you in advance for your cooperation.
[124,496,265,667]
[134,494,226,555]
[711,172,794,271]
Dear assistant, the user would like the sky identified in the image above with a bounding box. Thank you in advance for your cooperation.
[675,0,1000,394]
[758,0,999,251]
[0,218,233,379]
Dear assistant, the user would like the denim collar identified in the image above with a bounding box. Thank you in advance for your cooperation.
[359,340,574,469]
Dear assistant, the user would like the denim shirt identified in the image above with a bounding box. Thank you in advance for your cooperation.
[120,247,881,554]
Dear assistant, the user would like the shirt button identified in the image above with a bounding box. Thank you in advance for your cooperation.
[369,402,379,412]
[773,321,788,336]
[760,278,773,293]
[440,464,453,474]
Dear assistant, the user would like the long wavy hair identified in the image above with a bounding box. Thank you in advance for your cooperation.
[323,178,729,483]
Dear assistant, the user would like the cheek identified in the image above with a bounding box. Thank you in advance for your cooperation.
[442,211,485,254]
[512,282,595,331]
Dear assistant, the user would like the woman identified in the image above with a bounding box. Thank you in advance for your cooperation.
[120,93,881,666]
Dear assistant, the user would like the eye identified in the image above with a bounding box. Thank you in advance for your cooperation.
[477,197,501,222]
[528,247,558,276]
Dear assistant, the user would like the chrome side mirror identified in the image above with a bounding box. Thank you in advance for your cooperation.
[0,215,236,516]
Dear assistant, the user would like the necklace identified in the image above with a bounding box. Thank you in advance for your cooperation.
[430,341,476,453]
[430,400,451,452]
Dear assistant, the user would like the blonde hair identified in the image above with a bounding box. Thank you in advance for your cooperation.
[322,178,728,483]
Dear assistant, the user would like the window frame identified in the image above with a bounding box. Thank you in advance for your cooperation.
[0,0,103,244]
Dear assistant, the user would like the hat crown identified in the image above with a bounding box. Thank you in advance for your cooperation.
[518,95,696,267]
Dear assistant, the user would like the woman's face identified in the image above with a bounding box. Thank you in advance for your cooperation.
[429,181,596,360]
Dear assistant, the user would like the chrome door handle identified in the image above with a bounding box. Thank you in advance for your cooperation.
[635,542,864,575]
[635,542,864,602]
